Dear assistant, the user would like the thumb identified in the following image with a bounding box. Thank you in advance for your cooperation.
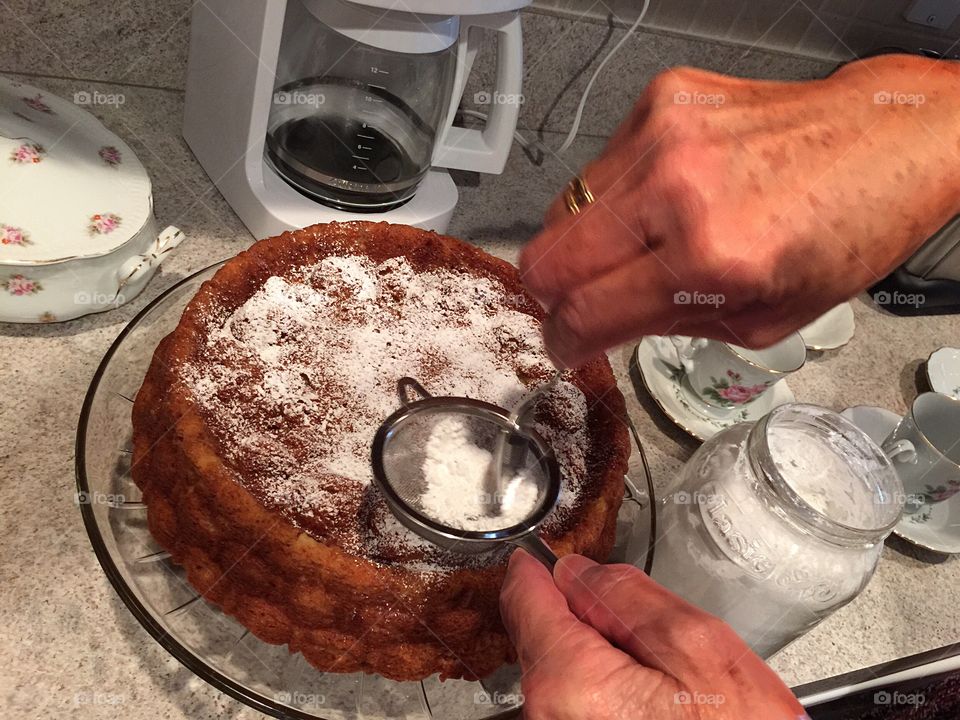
[500,550,634,674]
[501,549,669,717]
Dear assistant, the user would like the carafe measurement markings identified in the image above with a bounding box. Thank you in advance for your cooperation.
[355,121,374,162]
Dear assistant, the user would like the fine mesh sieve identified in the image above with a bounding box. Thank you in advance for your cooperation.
[371,377,561,566]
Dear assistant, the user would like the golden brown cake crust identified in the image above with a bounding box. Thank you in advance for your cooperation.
[131,221,630,681]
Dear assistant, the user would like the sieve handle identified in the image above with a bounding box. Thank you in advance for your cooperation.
[397,377,432,406]
[509,533,558,568]
[509,370,562,425]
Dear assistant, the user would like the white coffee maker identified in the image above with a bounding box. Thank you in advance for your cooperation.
[183,0,530,238]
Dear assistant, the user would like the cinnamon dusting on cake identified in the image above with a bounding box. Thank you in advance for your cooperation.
[178,254,589,572]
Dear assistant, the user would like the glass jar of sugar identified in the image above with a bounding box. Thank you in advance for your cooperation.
[650,404,903,658]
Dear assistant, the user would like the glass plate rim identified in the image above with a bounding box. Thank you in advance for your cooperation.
[72,259,323,719]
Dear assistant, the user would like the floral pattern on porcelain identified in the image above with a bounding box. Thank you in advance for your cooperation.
[21,94,53,114]
[923,479,960,504]
[702,370,770,407]
[0,225,30,246]
[645,340,789,442]
[88,213,122,235]
[908,504,933,525]
[666,363,751,426]
[98,146,122,167]
[3,275,42,295]
[10,143,45,164]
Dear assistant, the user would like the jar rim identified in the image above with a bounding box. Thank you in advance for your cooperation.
[748,404,904,545]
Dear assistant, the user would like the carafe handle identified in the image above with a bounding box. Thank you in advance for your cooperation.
[432,11,523,174]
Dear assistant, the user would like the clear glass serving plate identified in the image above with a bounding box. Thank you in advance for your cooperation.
[75,261,655,720]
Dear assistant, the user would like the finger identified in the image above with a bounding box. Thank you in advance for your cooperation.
[522,196,654,313]
[657,312,780,349]
[543,140,655,228]
[714,299,840,349]
[528,170,667,311]
[541,81,661,227]
[554,556,710,675]
[541,255,724,367]
[502,551,674,719]
[673,298,836,350]
[500,550,632,675]
[542,181,599,236]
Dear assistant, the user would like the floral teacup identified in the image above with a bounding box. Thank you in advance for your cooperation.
[882,392,960,514]
[669,334,806,409]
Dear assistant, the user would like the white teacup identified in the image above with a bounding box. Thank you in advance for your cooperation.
[669,333,806,408]
[882,392,960,513]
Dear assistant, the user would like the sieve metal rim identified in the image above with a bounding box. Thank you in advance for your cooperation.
[370,395,562,544]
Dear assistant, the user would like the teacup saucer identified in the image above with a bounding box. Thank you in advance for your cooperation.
[840,405,960,555]
[635,336,796,442]
[925,347,960,400]
[798,302,855,351]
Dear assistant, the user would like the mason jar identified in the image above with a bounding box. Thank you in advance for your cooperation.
[650,404,904,658]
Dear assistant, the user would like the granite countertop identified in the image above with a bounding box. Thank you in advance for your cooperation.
[2,75,959,719]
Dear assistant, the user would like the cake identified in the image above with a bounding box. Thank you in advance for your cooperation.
[131,221,629,681]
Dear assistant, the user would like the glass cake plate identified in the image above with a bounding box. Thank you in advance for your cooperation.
[75,261,656,720]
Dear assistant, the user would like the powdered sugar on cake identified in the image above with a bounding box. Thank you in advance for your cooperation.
[179,254,589,572]
[419,414,542,531]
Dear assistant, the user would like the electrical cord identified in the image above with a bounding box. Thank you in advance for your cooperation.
[626,414,657,576]
[463,1,652,157]
[556,0,651,154]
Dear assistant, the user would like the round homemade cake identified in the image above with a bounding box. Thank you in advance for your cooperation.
[131,221,630,682]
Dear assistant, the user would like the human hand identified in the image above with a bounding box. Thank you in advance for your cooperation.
[520,55,960,367]
[500,551,807,719]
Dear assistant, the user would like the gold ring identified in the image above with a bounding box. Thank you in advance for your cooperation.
[563,176,595,215]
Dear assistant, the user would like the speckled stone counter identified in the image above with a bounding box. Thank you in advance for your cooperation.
[1,65,959,720]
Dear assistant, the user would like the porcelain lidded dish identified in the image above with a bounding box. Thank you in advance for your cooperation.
[0,76,182,323]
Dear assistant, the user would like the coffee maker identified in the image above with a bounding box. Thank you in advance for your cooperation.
[183,0,530,238]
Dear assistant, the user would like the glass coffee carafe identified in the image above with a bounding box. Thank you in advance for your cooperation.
[266,0,523,212]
